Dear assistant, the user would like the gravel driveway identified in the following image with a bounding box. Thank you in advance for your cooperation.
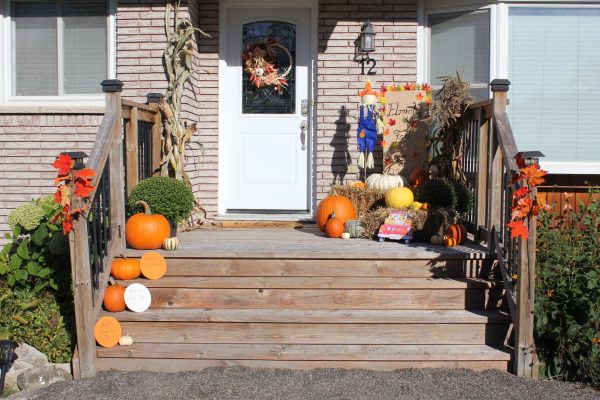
[10,367,599,400]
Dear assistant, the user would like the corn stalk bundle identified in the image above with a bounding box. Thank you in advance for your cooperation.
[160,0,208,183]
[428,73,474,183]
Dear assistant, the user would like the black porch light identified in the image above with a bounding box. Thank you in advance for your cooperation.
[0,340,18,396]
[359,21,376,53]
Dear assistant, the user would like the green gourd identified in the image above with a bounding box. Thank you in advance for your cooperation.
[345,220,365,238]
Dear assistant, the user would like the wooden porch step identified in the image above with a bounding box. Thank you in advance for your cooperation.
[106,321,510,345]
[117,277,500,289]
[106,308,511,324]
[115,257,495,278]
[96,358,510,372]
[143,287,503,310]
[97,343,511,362]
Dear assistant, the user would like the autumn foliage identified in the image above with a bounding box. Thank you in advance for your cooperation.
[506,154,549,240]
[52,154,96,234]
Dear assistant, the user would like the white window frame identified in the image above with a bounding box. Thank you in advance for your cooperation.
[418,0,600,174]
[0,0,116,110]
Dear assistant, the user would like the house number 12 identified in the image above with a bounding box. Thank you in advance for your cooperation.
[359,57,377,75]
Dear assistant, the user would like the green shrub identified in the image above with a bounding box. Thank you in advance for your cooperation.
[127,177,195,223]
[0,196,69,293]
[535,189,600,386]
[450,179,473,214]
[415,178,458,209]
[0,283,74,363]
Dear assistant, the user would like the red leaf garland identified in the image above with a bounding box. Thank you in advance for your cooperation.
[506,154,549,240]
[52,154,96,234]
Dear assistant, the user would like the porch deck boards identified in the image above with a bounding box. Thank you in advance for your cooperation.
[98,225,511,373]
[122,224,490,260]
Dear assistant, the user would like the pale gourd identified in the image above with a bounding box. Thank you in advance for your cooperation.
[119,335,134,346]
[341,232,351,240]
[366,174,407,192]
[163,237,179,251]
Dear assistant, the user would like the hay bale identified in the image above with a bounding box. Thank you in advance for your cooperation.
[331,185,385,218]
[359,206,456,241]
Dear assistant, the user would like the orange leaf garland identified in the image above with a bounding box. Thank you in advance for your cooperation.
[52,154,96,234]
[506,154,548,240]
[507,221,528,240]
[53,154,74,176]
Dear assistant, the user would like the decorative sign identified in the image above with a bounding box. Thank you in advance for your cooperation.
[94,316,122,348]
[380,86,432,176]
[140,251,167,280]
[124,283,152,313]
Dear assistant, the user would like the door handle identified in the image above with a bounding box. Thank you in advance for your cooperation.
[300,120,308,151]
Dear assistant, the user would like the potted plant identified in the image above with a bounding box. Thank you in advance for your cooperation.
[127,177,194,238]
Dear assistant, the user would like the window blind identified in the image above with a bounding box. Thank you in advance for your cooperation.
[429,10,490,100]
[63,1,107,94]
[508,8,600,163]
[13,3,58,96]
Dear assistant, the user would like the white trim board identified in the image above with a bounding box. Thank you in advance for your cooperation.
[217,0,318,217]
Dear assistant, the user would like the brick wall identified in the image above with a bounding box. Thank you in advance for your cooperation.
[316,0,418,203]
[0,114,102,240]
[116,0,219,218]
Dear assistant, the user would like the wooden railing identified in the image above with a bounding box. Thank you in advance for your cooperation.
[69,80,162,378]
[459,79,539,378]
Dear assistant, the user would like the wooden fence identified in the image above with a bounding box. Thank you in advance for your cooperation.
[459,79,538,378]
[69,80,162,378]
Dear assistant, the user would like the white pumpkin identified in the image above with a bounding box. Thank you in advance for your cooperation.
[341,232,351,240]
[162,237,179,251]
[119,335,134,346]
[366,174,407,192]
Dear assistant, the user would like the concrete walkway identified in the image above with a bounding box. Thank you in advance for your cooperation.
[9,367,599,400]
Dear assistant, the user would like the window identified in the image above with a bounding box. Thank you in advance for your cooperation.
[11,0,108,97]
[428,10,490,100]
[508,7,600,164]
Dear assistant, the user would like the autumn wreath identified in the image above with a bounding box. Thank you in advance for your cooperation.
[242,38,292,94]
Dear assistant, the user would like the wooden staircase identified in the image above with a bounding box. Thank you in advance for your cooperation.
[96,235,512,372]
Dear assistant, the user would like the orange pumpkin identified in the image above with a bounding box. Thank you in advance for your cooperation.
[445,224,467,245]
[111,257,141,280]
[316,195,357,233]
[352,181,366,188]
[409,168,430,188]
[104,283,126,312]
[126,201,170,250]
[444,237,457,247]
[325,212,345,238]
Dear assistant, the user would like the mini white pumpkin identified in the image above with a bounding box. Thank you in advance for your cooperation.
[119,335,133,346]
[162,237,179,251]
[341,232,351,240]
[366,173,407,192]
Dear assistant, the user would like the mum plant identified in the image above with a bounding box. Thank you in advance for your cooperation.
[127,176,195,224]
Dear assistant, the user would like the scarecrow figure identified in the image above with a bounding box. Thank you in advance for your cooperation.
[357,82,380,170]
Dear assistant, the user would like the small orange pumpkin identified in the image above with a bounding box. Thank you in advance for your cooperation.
[325,212,345,238]
[111,257,141,280]
[316,194,357,233]
[352,181,366,189]
[445,224,467,245]
[444,237,457,247]
[126,200,170,250]
[409,168,430,188]
[104,281,126,312]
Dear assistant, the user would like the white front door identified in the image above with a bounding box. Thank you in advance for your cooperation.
[225,8,311,212]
